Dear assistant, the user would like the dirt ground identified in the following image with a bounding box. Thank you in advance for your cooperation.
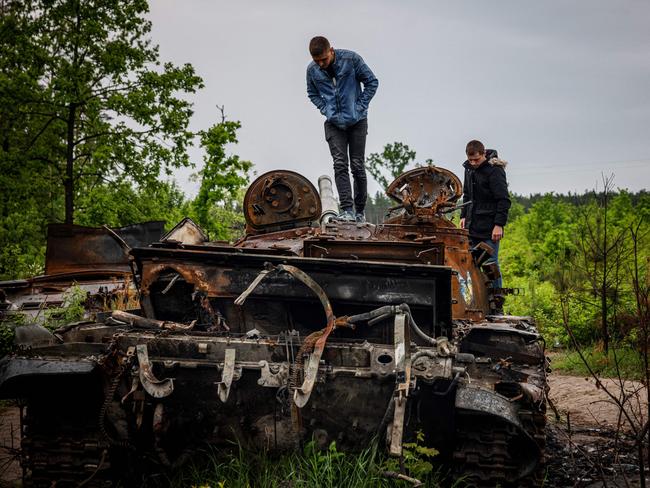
[0,406,20,487]
[548,374,648,432]
[0,373,648,486]
[546,374,648,487]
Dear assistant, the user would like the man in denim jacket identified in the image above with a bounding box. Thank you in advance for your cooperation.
[306,36,379,222]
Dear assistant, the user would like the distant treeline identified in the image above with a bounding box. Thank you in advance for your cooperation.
[363,189,650,225]
[512,190,650,210]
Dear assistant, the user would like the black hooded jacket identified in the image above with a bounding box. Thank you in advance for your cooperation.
[460,149,511,240]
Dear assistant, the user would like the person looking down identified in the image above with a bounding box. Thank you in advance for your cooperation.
[306,36,378,223]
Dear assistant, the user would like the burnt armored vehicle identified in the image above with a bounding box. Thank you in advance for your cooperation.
[0,166,548,487]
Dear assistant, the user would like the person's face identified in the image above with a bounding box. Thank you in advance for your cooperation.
[312,47,335,69]
[467,152,487,168]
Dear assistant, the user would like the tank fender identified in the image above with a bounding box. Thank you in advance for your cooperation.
[0,357,96,399]
[455,385,522,428]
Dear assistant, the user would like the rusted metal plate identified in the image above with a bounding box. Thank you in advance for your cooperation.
[243,170,321,234]
[304,239,445,265]
[45,221,164,275]
[161,217,208,245]
[132,248,453,321]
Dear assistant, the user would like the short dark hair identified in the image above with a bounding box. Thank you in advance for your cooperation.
[309,36,330,56]
[465,140,485,156]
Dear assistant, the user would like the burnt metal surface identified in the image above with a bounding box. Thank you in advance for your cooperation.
[0,166,548,487]
[243,170,322,234]
[45,221,164,275]
[0,221,164,324]
[160,217,208,245]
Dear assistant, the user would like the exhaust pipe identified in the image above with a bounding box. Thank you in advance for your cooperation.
[318,175,338,224]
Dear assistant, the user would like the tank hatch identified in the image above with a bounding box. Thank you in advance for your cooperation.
[243,170,322,234]
[386,166,462,214]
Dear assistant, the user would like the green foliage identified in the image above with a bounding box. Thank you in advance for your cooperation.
[75,180,190,229]
[160,437,459,488]
[164,441,390,488]
[367,142,417,189]
[43,285,87,330]
[382,430,439,480]
[194,192,247,242]
[0,285,86,356]
[0,0,205,224]
[365,191,393,224]
[501,188,649,352]
[551,346,645,381]
[0,199,49,279]
[192,117,252,239]
[0,321,16,357]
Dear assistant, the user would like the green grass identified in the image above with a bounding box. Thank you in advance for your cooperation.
[551,346,646,381]
[156,440,465,488]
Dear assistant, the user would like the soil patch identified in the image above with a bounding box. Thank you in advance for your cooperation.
[546,373,649,487]
[0,404,20,487]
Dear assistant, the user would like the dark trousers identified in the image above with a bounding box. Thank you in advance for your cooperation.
[470,237,503,289]
[324,118,368,213]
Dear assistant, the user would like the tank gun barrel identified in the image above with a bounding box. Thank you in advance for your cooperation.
[318,175,338,223]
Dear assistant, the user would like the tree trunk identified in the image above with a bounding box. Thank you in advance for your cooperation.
[602,286,609,353]
[64,103,76,224]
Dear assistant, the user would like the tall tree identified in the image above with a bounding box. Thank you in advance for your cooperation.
[0,0,202,224]
[193,108,252,236]
[366,142,417,190]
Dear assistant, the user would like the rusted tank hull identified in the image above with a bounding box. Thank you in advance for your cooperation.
[0,167,548,487]
[1,322,544,487]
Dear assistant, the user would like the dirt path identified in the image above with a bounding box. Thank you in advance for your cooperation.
[547,373,649,487]
[548,373,648,431]
[0,405,20,487]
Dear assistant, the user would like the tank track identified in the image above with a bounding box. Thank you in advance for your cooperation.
[21,435,111,487]
[453,409,547,487]
[20,405,112,487]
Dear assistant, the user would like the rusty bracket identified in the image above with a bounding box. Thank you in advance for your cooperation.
[121,376,140,404]
[217,348,237,403]
[136,344,174,399]
[294,352,322,408]
[276,265,337,409]
[234,263,338,409]
[389,395,407,457]
[234,268,274,306]
[389,312,412,457]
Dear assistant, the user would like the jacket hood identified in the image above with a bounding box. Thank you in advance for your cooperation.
[462,148,508,169]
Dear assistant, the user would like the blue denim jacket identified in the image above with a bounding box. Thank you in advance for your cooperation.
[306,49,379,129]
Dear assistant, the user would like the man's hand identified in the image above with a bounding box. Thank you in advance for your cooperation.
[460,218,465,229]
[492,225,504,241]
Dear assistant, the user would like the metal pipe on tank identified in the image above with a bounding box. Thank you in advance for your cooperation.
[318,175,338,224]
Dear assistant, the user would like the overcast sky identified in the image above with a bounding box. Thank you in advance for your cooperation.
[147,1,650,198]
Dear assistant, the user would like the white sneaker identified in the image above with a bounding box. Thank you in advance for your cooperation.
[335,210,355,222]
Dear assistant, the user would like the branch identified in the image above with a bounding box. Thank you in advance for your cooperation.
[73,131,112,146]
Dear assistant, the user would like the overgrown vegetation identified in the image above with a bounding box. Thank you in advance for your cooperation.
[551,348,645,381]
[158,440,461,488]
[0,285,89,356]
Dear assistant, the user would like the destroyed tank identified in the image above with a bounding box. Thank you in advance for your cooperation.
[0,166,548,487]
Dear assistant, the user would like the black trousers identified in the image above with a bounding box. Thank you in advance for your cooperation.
[324,118,368,213]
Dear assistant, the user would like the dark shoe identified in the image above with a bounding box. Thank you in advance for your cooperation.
[355,212,366,223]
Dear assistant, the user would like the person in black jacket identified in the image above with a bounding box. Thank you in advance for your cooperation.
[460,140,511,290]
